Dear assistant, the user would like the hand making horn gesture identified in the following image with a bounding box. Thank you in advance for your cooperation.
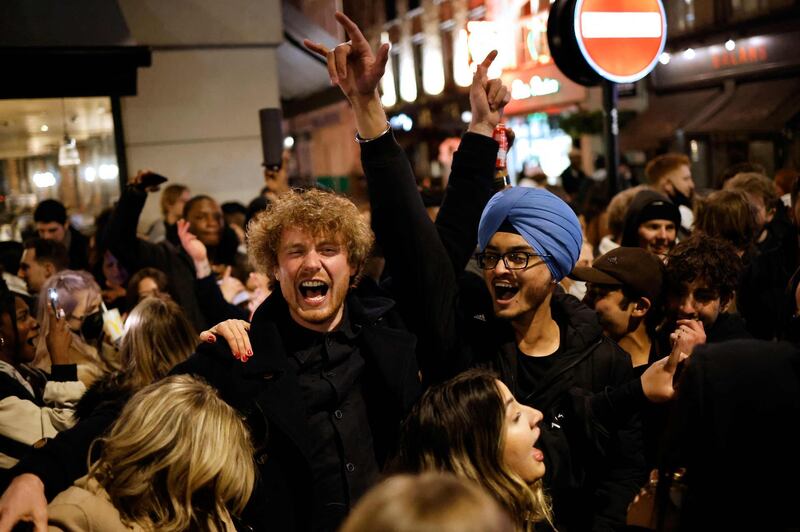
[304,12,389,105]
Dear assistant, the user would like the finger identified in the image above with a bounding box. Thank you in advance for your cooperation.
[663,342,684,373]
[375,42,390,78]
[333,43,350,81]
[496,86,510,107]
[303,39,329,57]
[223,266,232,279]
[217,322,245,359]
[334,12,368,46]
[479,49,498,70]
[487,79,502,105]
[326,50,339,84]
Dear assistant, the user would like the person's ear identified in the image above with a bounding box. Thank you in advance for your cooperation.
[631,297,651,317]
[44,262,56,277]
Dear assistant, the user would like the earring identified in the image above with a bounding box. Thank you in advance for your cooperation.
[0,336,5,347]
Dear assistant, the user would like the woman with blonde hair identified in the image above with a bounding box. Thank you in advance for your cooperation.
[48,374,255,531]
[394,369,553,531]
[341,473,514,532]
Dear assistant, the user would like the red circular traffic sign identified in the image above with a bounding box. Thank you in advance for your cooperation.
[574,0,666,83]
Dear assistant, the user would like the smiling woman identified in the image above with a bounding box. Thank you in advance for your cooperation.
[393,368,553,532]
[0,278,85,471]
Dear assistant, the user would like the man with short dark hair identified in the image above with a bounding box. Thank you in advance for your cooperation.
[571,247,665,370]
[32,200,88,271]
[17,239,68,296]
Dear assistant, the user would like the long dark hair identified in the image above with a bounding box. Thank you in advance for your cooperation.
[393,369,551,531]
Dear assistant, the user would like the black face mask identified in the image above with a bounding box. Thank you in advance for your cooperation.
[80,311,104,341]
[670,187,693,210]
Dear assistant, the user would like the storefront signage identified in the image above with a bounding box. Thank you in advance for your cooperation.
[511,75,560,99]
[651,30,800,89]
[501,64,587,116]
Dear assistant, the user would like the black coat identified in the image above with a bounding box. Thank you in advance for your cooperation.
[661,340,800,530]
[172,285,422,531]
[66,226,90,271]
[362,132,645,531]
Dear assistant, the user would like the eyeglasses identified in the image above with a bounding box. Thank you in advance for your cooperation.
[475,251,551,270]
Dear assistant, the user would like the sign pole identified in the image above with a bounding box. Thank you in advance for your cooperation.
[602,79,620,197]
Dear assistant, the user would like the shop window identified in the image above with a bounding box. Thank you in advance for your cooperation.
[0,97,119,241]
[666,0,714,35]
[506,113,573,186]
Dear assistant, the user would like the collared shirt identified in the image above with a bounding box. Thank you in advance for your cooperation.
[281,307,379,530]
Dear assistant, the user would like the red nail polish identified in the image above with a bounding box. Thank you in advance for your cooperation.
[247,349,253,357]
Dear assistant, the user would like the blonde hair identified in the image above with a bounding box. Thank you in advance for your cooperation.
[395,369,553,531]
[88,375,255,531]
[341,473,515,532]
[247,188,374,281]
[117,296,197,393]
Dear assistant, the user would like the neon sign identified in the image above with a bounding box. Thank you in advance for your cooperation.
[511,75,560,100]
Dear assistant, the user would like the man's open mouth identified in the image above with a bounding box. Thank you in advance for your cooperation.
[494,282,519,302]
[299,280,329,302]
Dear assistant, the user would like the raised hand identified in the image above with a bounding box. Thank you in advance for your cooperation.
[304,12,390,105]
[46,305,73,366]
[468,51,511,137]
[670,319,706,358]
[177,219,207,263]
[0,474,48,532]
[640,337,690,403]
[304,12,389,139]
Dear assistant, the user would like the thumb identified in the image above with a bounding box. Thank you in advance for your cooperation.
[375,42,390,77]
[223,266,232,279]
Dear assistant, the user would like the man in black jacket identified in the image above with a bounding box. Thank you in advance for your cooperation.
[339,20,646,530]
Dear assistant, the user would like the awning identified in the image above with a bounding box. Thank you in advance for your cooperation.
[0,0,151,99]
[620,88,721,151]
[279,2,345,118]
[685,77,800,134]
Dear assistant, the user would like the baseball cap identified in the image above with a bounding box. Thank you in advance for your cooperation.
[569,246,664,303]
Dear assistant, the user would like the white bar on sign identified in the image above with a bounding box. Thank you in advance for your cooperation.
[580,12,662,39]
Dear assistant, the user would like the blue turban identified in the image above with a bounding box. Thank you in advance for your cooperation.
[478,187,582,281]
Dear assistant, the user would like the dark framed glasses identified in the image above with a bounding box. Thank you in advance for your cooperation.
[475,251,551,270]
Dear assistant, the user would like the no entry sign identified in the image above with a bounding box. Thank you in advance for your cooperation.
[574,0,666,83]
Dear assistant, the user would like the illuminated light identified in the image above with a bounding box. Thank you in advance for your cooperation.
[690,140,700,162]
[683,48,696,59]
[40,125,49,132]
[453,29,472,87]
[422,37,445,96]
[511,76,560,100]
[398,41,417,102]
[380,33,397,107]
[580,12,662,39]
[58,138,80,166]
[659,52,671,65]
[33,171,56,188]
[538,54,551,64]
[283,136,295,150]
[461,111,472,123]
[389,113,413,132]
[725,39,735,51]
[466,21,515,79]
[84,166,97,182]
[98,164,119,181]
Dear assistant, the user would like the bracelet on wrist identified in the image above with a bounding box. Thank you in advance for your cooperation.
[354,122,392,144]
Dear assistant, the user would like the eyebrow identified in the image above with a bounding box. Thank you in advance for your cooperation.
[485,245,535,253]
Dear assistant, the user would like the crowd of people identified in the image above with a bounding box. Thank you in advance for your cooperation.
[0,11,798,532]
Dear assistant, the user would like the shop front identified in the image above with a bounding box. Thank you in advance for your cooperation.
[625,29,800,187]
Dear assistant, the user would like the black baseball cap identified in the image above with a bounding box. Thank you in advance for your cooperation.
[569,246,664,303]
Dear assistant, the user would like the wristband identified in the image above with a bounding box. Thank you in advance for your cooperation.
[354,122,391,144]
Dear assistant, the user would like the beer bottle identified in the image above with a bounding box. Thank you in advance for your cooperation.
[493,123,511,191]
